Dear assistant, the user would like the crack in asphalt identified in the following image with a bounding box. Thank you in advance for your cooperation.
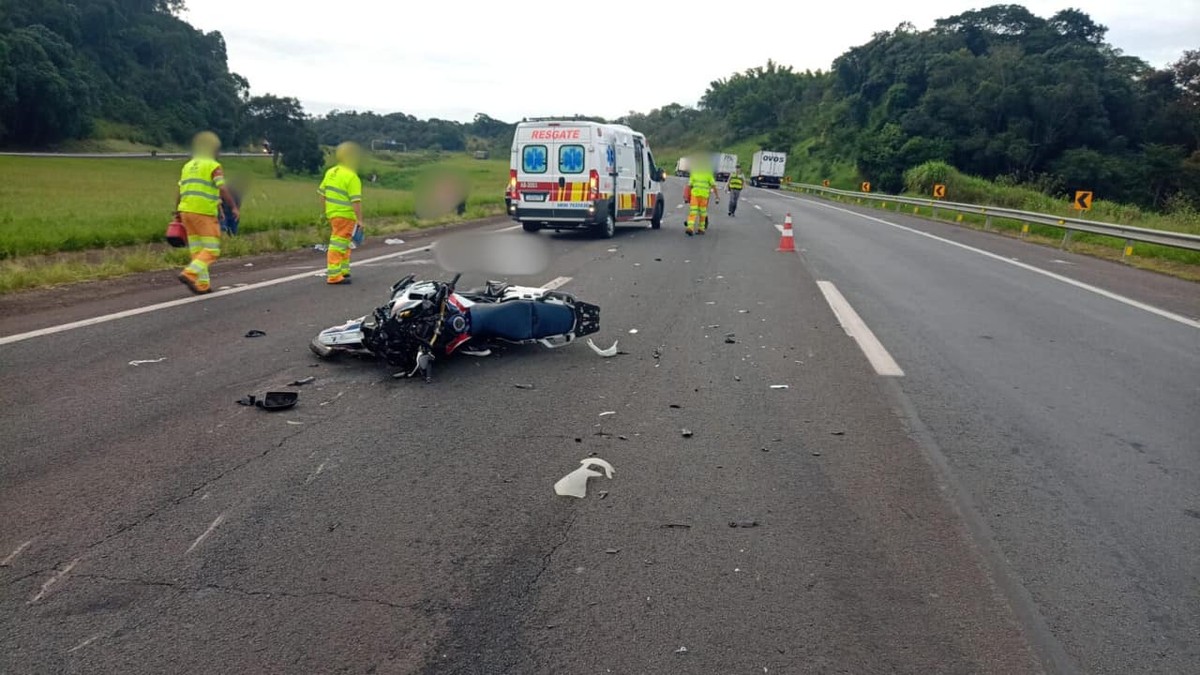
[73,573,414,611]
[520,510,581,601]
[4,426,314,591]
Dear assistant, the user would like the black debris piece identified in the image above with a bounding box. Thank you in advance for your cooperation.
[728,520,759,528]
[244,330,266,338]
[660,523,692,529]
[681,428,694,438]
[514,383,535,390]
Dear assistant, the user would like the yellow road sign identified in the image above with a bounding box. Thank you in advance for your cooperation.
[933,184,946,199]
[861,182,871,193]
[822,179,830,188]
[1074,191,1093,210]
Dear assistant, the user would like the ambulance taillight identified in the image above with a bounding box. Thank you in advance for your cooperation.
[587,169,600,201]
[508,169,518,198]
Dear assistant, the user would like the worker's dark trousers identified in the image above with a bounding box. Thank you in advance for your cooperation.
[728,189,741,215]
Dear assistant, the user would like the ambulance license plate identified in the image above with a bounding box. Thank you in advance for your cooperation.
[525,193,546,202]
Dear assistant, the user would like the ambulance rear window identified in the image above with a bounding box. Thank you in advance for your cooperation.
[522,145,547,174]
[559,145,585,174]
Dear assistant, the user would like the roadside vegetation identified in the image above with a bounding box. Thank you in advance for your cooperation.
[0,153,508,293]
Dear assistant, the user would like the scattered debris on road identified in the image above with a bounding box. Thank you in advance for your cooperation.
[554,458,615,498]
[830,431,846,436]
[661,523,692,529]
[724,335,737,344]
[313,244,328,253]
[587,339,620,357]
[244,330,266,338]
[769,384,790,390]
[237,392,298,411]
[811,451,822,456]
[384,238,406,245]
[729,520,760,528]
[599,411,616,417]
[681,428,694,438]
[675,646,689,655]
[128,358,167,366]
[243,263,253,267]
[628,329,639,334]
[598,490,609,499]
[605,548,620,554]
[289,376,316,386]
[513,383,535,390]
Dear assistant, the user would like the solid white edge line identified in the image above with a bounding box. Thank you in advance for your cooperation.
[785,195,1200,330]
[0,224,523,346]
[543,276,572,290]
[816,281,905,377]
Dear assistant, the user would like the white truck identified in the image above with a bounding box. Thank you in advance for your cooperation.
[506,120,666,238]
[750,150,787,189]
[713,153,738,182]
[674,157,690,177]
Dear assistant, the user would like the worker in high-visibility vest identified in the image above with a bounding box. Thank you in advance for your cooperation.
[175,131,238,294]
[319,142,364,285]
[727,166,745,216]
[686,156,718,236]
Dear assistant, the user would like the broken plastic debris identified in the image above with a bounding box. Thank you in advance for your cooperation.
[599,411,616,417]
[554,458,615,498]
[236,392,298,411]
[243,263,254,267]
[729,520,759,528]
[313,244,328,252]
[587,339,620,358]
[628,329,639,334]
[128,358,167,366]
[681,428,694,438]
[385,238,406,245]
[244,330,266,338]
[769,385,790,390]
[513,383,535,390]
[675,646,689,654]
[289,376,316,386]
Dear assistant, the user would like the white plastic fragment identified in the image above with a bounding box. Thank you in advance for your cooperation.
[128,358,167,366]
[385,238,406,245]
[770,385,790,390]
[628,329,639,334]
[675,646,688,654]
[554,458,615,498]
[599,411,616,417]
[587,339,620,358]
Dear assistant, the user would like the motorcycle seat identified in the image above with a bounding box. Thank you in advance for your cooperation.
[469,301,575,341]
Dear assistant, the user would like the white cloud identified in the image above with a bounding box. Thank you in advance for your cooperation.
[184,0,1199,122]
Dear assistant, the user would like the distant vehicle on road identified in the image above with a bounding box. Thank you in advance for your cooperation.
[750,150,787,188]
[713,153,737,182]
[675,157,690,177]
[506,119,666,238]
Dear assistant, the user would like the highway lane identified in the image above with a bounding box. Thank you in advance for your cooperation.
[1,186,1040,673]
[745,185,1200,675]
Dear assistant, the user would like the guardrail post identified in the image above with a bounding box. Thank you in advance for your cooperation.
[983,211,991,231]
[932,204,939,220]
[1060,229,1074,250]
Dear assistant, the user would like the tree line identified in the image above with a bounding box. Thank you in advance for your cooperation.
[0,1,513,173]
[624,5,1200,211]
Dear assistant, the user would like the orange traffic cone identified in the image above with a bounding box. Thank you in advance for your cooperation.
[777,213,796,252]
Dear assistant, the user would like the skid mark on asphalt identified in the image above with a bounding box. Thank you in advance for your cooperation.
[185,513,227,554]
[783,195,1200,330]
[0,224,523,346]
[816,281,905,377]
[28,557,80,604]
[1,539,34,566]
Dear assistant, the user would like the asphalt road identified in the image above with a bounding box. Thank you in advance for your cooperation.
[1,180,1196,674]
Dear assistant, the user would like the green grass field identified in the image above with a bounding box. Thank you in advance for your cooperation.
[0,153,508,259]
[0,152,509,292]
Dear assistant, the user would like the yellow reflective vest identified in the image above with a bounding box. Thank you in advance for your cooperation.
[178,157,225,216]
[688,170,716,197]
[319,165,363,220]
[728,174,745,190]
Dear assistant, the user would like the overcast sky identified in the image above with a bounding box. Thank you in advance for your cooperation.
[184,1,1198,123]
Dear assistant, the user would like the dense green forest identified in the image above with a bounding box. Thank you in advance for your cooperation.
[623,5,1200,210]
[311,112,515,155]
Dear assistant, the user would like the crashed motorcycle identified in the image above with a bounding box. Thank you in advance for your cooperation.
[310,273,601,380]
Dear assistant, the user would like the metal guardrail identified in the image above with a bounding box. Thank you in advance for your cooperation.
[785,183,1200,255]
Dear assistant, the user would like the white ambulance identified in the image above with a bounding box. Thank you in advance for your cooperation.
[506,120,667,238]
